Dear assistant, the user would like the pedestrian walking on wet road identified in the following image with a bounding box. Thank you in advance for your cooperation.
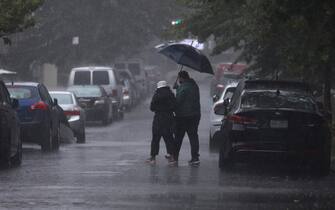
[146,81,177,164]
[174,71,201,166]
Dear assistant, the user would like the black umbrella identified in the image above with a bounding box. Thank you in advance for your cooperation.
[158,43,214,75]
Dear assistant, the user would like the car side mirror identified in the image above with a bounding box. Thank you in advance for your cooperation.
[212,95,219,103]
[11,98,19,109]
[214,103,227,115]
[53,98,58,106]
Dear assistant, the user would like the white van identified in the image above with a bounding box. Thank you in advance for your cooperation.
[68,66,124,119]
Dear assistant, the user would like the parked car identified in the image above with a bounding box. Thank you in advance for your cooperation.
[209,83,237,149]
[68,66,124,120]
[49,91,86,143]
[0,80,22,167]
[6,82,61,151]
[216,80,331,175]
[67,85,113,125]
[127,60,149,98]
[115,68,138,110]
[210,63,246,96]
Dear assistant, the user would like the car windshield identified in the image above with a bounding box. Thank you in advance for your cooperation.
[50,93,73,105]
[245,81,311,93]
[7,86,38,99]
[67,86,102,97]
[241,91,316,111]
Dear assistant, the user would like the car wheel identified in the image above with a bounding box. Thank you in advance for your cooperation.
[52,123,60,151]
[314,137,331,176]
[118,109,124,120]
[41,127,53,151]
[102,115,109,125]
[11,139,22,166]
[77,128,86,144]
[209,133,221,152]
[0,141,11,168]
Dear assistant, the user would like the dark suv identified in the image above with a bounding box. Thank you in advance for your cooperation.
[0,80,22,167]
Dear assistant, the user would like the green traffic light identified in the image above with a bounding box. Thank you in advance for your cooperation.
[171,19,182,25]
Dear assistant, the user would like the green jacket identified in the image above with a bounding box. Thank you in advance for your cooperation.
[175,78,201,117]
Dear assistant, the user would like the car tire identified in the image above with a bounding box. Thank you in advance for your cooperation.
[209,133,221,152]
[0,140,11,168]
[41,127,53,151]
[77,129,86,144]
[315,137,331,176]
[218,134,234,170]
[118,109,124,120]
[11,139,22,166]
[219,149,234,170]
[52,123,60,151]
[102,115,109,125]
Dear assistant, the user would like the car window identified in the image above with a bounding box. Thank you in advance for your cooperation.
[93,71,109,85]
[220,87,236,101]
[241,91,316,111]
[50,93,74,105]
[68,86,102,97]
[7,86,39,99]
[74,71,91,85]
[39,85,53,105]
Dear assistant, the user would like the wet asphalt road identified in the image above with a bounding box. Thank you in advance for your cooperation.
[1,79,335,210]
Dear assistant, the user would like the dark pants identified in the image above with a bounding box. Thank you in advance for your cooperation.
[175,115,200,160]
[150,113,175,157]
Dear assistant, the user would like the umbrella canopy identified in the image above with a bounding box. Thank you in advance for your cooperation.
[158,43,213,75]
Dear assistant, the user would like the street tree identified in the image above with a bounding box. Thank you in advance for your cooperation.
[0,0,44,44]
[177,0,335,111]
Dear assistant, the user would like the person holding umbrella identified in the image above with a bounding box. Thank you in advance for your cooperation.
[146,81,177,164]
[174,71,201,166]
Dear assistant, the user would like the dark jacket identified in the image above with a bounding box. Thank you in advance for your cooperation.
[150,86,176,134]
[175,78,201,117]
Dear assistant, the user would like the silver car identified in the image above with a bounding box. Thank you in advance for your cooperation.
[49,91,86,143]
[209,83,238,149]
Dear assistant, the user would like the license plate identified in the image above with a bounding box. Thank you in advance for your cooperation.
[270,120,288,128]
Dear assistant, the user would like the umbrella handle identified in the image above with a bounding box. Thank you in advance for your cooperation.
[173,65,184,89]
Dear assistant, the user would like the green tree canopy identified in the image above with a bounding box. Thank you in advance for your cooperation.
[177,0,335,110]
[0,0,43,43]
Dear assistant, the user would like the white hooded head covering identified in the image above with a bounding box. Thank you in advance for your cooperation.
[157,80,168,89]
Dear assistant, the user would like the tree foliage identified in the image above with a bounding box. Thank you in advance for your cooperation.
[0,0,44,43]
[177,0,335,109]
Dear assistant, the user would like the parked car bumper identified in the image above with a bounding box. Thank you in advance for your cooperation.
[68,116,83,135]
[84,107,106,121]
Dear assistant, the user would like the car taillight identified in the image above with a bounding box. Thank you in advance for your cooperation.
[64,107,81,116]
[111,89,118,97]
[30,101,48,111]
[228,115,257,124]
